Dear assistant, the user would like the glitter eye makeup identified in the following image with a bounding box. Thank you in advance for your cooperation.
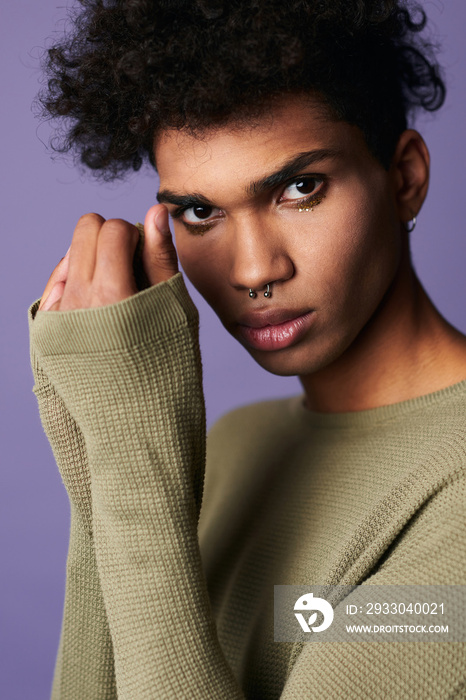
[297,192,326,212]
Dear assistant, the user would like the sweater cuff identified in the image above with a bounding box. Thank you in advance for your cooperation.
[29,272,198,357]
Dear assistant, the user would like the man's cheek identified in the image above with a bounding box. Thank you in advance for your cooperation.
[179,254,221,300]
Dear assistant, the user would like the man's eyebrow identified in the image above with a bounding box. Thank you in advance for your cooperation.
[156,148,341,207]
[156,190,213,208]
[247,149,341,196]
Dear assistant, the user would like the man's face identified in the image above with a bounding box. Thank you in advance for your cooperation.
[155,95,403,377]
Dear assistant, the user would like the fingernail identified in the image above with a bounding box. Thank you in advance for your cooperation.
[154,209,170,236]
[65,245,71,257]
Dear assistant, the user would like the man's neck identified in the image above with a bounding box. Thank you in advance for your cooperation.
[299,257,466,414]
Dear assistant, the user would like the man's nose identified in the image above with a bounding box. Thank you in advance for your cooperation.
[227,218,295,294]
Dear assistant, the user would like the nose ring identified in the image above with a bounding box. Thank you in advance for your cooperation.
[248,283,272,299]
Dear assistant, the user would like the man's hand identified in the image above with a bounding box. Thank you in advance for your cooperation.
[38,204,178,311]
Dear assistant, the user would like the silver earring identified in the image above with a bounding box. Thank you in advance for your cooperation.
[404,216,417,233]
[264,284,272,298]
[249,289,257,298]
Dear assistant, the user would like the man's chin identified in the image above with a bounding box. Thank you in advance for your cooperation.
[239,343,324,378]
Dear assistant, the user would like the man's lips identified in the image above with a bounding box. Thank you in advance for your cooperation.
[235,308,315,351]
[236,307,313,328]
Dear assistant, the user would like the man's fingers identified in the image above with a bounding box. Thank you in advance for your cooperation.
[38,249,71,311]
[38,208,175,313]
[66,213,105,288]
[40,281,66,311]
[143,204,179,285]
[92,219,140,299]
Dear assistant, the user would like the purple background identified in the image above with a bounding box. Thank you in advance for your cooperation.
[2,2,465,698]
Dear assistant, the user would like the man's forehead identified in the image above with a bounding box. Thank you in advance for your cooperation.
[153,93,340,172]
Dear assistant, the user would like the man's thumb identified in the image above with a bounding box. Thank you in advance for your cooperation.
[143,204,179,285]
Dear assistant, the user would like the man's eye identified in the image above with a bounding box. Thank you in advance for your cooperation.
[281,177,323,201]
[183,205,220,224]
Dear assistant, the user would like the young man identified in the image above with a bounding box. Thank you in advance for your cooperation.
[31,1,466,697]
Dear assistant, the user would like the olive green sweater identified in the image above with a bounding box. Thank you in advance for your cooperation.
[29,272,466,699]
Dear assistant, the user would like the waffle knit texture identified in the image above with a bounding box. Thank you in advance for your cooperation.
[29,249,466,698]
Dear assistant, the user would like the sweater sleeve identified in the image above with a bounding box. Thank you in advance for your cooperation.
[29,300,117,700]
[30,273,243,700]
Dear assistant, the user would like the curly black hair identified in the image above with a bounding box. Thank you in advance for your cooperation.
[36,0,446,180]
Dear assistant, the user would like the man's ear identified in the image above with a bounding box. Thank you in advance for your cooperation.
[390,129,430,225]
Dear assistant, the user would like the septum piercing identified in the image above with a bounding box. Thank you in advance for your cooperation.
[249,284,272,299]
